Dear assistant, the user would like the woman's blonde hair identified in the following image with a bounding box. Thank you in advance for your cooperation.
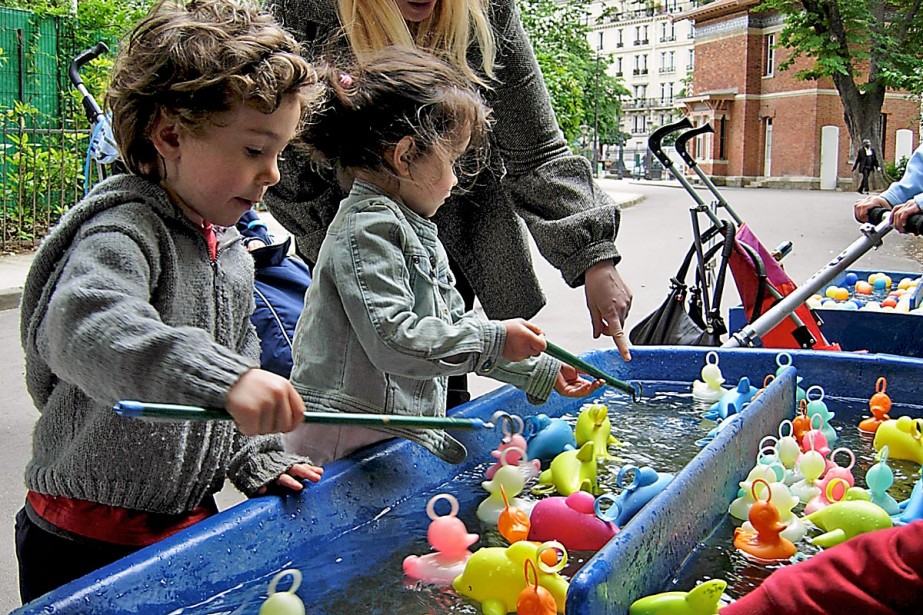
[336,0,495,86]
[107,0,321,181]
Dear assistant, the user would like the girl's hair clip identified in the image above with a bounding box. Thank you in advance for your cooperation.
[339,72,353,87]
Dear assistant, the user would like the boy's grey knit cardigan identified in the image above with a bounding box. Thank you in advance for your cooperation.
[20,174,311,515]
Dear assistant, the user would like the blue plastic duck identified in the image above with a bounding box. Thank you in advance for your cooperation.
[867,445,901,516]
[703,376,757,421]
[602,465,674,527]
[523,414,577,463]
[805,385,837,445]
[893,474,923,526]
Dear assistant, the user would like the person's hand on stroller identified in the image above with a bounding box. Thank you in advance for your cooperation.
[584,262,633,362]
[553,363,604,397]
[890,200,923,234]
[226,368,306,435]
[854,194,890,223]
[500,319,547,362]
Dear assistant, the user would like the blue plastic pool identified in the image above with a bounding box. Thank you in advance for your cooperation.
[14,347,923,615]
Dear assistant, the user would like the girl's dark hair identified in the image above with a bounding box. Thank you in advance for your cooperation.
[302,48,491,178]
[107,0,321,181]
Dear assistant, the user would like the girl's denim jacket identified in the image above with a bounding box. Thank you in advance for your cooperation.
[289,181,560,463]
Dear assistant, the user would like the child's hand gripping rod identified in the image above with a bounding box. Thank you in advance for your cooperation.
[543,342,642,401]
[113,400,496,430]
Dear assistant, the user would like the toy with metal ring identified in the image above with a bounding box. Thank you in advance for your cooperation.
[403,493,479,585]
[259,569,305,615]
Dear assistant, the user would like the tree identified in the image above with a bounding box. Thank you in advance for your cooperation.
[758,0,923,182]
[518,0,629,152]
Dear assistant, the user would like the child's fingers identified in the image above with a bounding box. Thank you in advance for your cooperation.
[288,463,324,483]
[274,473,304,491]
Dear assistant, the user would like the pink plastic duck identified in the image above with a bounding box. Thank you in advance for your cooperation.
[528,491,618,551]
[403,493,479,585]
[804,447,856,515]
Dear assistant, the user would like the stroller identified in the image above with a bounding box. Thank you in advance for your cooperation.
[629,118,840,350]
[70,43,311,376]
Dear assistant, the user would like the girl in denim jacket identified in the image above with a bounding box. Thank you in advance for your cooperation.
[284,49,603,464]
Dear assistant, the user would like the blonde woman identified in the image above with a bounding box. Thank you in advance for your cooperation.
[265,0,634,407]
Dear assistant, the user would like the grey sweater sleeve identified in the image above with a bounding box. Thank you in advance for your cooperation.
[487,0,622,286]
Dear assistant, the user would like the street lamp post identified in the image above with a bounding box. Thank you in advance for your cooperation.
[592,45,601,178]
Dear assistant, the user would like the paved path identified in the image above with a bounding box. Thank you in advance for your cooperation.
[1,179,920,612]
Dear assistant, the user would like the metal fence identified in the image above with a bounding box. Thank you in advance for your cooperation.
[0,120,91,252]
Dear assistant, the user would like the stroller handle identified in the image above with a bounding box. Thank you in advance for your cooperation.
[648,117,692,169]
[68,42,109,124]
[674,123,714,168]
[869,206,923,235]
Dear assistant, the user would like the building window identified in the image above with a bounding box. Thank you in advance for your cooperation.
[615,56,623,76]
[617,29,623,48]
[642,25,649,44]
[660,21,675,42]
[598,31,604,51]
[718,116,727,160]
[635,26,641,45]
[687,49,694,71]
[642,54,648,73]
[764,33,775,77]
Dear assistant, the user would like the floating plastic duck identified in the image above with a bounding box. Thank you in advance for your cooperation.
[775,420,802,473]
[859,377,892,434]
[534,442,598,496]
[528,491,618,551]
[892,474,923,526]
[453,540,569,615]
[774,353,807,406]
[516,558,557,615]
[259,569,305,615]
[487,441,541,485]
[792,400,813,450]
[479,463,534,525]
[403,494,479,585]
[874,415,923,465]
[804,448,856,515]
[867,445,901,516]
[729,463,782,521]
[597,465,674,527]
[790,434,826,504]
[703,376,757,421]
[804,385,837,445]
[523,414,576,463]
[739,478,806,543]
[575,403,620,460]
[691,351,729,403]
[499,485,532,544]
[733,478,797,562]
[486,436,541,481]
[798,418,835,474]
[803,495,893,548]
[628,579,728,615]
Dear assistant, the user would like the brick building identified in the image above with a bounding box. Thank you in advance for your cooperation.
[677,0,919,188]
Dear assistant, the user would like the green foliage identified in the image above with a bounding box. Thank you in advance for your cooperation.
[756,0,923,94]
[885,156,908,181]
[518,0,628,147]
[0,101,85,247]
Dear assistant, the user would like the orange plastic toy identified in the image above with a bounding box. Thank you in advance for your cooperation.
[792,399,812,450]
[517,559,557,615]
[499,485,531,544]
[859,377,892,434]
[733,478,797,562]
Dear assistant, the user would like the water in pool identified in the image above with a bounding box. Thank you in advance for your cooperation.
[669,395,922,605]
[167,382,721,614]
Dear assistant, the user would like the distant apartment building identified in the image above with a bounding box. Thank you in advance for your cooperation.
[585,0,699,173]
[676,0,919,187]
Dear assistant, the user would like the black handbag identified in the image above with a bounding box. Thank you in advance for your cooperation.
[629,222,735,346]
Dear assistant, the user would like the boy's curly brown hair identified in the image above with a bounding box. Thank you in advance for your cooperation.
[107,0,321,181]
